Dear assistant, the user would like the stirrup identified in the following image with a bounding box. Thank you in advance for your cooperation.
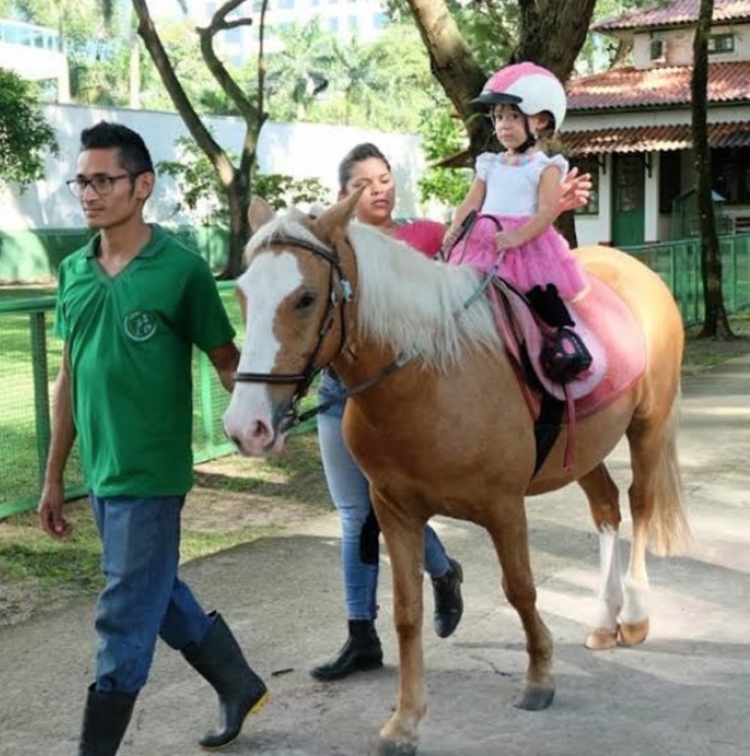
[540,327,592,384]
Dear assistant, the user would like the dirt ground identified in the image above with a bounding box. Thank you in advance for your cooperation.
[2,361,750,756]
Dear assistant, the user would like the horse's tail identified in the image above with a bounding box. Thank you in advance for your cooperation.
[648,383,691,556]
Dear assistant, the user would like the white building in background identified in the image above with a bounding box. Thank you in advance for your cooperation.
[0,18,69,101]
[178,0,390,59]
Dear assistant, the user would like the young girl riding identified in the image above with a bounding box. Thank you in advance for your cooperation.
[444,62,591,381]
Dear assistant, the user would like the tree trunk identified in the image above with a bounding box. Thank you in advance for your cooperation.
[131,0,266,279]
[692,0,734,339]
[405,0,596,247]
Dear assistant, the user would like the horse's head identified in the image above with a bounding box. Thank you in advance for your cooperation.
[223,191,361,456]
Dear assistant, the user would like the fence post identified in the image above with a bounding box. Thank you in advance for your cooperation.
[29,311,52,488]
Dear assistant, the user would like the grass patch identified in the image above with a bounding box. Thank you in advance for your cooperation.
[0,433,329,626]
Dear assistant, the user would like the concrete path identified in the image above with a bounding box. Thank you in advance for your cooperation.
[1,358,750,756]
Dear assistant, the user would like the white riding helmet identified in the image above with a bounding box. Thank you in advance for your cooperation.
[471,62,567,130]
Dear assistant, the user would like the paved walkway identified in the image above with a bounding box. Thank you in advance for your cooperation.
[1,358,750,756]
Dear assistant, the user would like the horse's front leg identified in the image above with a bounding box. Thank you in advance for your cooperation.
[486,496,555,711]
[374,495,426,756]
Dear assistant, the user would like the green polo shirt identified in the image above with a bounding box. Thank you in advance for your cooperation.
[55,225,235,497]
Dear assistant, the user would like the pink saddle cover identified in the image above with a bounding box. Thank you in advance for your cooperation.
[488,275,646,420]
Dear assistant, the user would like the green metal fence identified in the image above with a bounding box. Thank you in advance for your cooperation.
[0,283,243,519]
[3,232,750,519]
[624,233,750,324]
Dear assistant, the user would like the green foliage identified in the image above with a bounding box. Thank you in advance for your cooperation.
[417,107,471,206]
[0,68,58,186]
[253,174,330,210]
[157,136,329,225]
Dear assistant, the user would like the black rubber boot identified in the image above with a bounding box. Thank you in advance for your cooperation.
[432,557,464,639]
[77,684,137,756]
[310,620,383,681]
[182,612,268,751]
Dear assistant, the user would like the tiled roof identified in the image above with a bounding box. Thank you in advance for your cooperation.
[567,61,750,111]
[593,0,750,32]
[562,122,750,155]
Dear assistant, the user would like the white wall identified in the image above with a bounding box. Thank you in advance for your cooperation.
[0,104,427,230]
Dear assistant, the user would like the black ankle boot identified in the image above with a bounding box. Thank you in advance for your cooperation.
[432,557,464,639]
[182,612,268,750]
[310,620,383,681]
[77,684,137,756]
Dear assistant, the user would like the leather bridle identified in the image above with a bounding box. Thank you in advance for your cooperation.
[234,232,353,430]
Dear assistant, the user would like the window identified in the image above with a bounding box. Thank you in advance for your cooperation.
[712,148,750,204]
[348,15,358,31]
[570,156,600,216]
[708,33,735,54]
[278,0,294,8]
[373,11,388,28]
[649,38,665,61]
[328,16,339,32]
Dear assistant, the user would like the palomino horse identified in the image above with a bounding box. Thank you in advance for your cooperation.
[223,193,689,756]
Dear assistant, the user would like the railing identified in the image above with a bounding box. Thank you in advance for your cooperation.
[622,234,750,323]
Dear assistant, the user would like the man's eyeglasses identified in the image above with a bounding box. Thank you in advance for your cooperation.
[66,172,142,197]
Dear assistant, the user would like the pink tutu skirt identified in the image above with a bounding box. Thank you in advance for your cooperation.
[446,214,588,300]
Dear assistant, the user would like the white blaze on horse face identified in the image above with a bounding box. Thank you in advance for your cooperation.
[223,251,304,456]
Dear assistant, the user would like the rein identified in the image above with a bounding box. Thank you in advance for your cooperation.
[234,231,411,432]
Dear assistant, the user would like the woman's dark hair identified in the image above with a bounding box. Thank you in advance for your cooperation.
[338,142,391,192]
[79,121,155,175]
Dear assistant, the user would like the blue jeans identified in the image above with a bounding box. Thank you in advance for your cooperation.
[318,371,450,621]
[89,494,212,694]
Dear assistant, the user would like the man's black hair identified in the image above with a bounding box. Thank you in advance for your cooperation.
[79,121,155,175]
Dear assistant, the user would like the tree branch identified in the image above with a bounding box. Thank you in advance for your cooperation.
[131,0,235,187]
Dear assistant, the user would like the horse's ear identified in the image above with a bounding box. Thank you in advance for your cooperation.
[248,197,275,232]
[312,187,364,245]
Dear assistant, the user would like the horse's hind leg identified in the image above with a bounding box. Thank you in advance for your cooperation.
[577,463,624,650]
[486,496,555,711]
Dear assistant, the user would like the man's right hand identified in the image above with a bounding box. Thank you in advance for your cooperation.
[38,481,72,539]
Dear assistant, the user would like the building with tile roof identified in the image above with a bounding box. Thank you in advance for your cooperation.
[565,0,750,246]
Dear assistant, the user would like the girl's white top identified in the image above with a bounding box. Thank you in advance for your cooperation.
[476,151,569,217]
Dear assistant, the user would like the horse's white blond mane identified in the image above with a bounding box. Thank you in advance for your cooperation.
[246,210,502,371]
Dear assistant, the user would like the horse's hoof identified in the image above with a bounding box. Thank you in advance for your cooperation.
[619,618,649,646]
[374,739,418,756]
[585,626,618,650]
[514,683,555,711]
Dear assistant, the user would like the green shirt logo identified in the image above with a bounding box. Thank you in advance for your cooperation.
[124,310,157,341]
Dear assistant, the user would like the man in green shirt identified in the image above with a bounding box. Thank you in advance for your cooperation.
[38,122,267,756]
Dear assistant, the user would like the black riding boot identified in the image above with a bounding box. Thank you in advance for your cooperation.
[310,619,383,681]
[431,557,464,639]
[77,684,137,756]
[182,612,268,751]
[526,284,592,382]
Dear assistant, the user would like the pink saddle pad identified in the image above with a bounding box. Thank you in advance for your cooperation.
[489,276,646,420]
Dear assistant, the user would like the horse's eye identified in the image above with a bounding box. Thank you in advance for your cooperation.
[295,292,316,310]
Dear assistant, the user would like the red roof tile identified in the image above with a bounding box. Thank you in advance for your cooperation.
[593,0,750,32]
[562,122,750,155]
[567,61,750,110]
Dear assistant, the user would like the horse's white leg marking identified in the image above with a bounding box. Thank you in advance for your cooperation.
[223,253,303,455]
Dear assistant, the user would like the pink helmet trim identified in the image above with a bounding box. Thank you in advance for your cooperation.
[484,62,556,94]
[471,62,567,128]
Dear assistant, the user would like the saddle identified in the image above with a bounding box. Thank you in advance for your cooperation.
[486,275,646,470]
